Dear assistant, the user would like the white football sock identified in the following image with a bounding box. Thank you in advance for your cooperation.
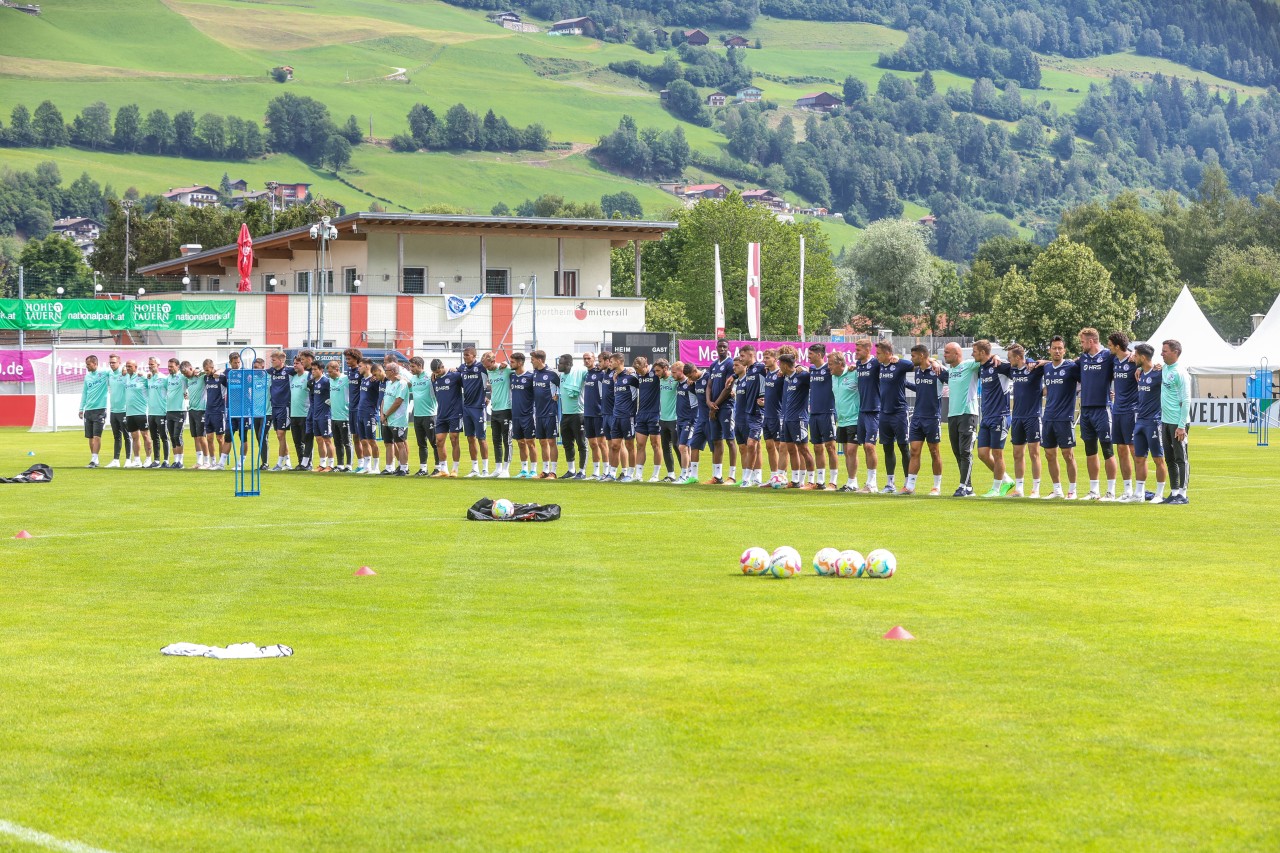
[713,464,722,478]
[905,474,917,489]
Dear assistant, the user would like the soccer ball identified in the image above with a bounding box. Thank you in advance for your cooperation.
[834,550,866,578]
[770,475,786,490]
[740,547,770,575]
[866,548,897,578]
[766,546,802,578]
[813,547,842,576]
[492,498,515,520]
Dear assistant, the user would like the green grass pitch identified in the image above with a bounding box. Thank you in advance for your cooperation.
[1,426,1278,849]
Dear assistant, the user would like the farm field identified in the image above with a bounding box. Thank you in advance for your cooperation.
[1,426,1278,850]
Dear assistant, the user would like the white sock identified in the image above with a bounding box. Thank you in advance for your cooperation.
[1015,478,1024,491]
[220,453,228,465]
[451,461,459,473]
[1105,478,1115,496]
[994,479,1002,492]
[1032,478,1040,492]
[1122,479,1132,495]
[691,462,699,477]
[905,474,917,489]
[754,469,762,484]
[827,469,837,485]
[1053,482,1064,494]
[1089,479,1099,493]
[816,469,826,485]
[886,474,895,487]
[866,471,877,490]
[1155,482,1166,499]
[1068,481,1077,494]
[791,470,801,484]
[933,474,942,489]
[593,463,601,475]
[568,461,577,474]
[728,465,736,481]
[144,456,152,466]
[807,470,817,484]
[713,463,722,478]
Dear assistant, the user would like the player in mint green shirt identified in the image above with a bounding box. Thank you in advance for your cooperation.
[942,342,981,495]
[1160,341,1191,503]
[326,360,353,471]
[556,353,589,478]
[145,358,171,467]
[123,360,153,467]
[78,354,109,467]
[408,356,438,475]
[182,362,209,468]
[483,352,513,478]
[380,364,411,474]
[831,351,861,491]
[105,354,132,466]
[289,362,310,468]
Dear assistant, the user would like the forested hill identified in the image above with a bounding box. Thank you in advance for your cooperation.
[466,0,1280,89]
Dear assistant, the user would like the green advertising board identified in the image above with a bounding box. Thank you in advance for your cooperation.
[0,299,235,331]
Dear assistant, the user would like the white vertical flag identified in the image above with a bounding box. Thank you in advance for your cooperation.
[713,243,726,338]
[797,235,806,339]
[746,241,762,340]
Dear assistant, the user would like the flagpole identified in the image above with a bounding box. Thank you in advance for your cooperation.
[798,236,806,340]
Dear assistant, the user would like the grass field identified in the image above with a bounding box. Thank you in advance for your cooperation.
[2,426,1278,850]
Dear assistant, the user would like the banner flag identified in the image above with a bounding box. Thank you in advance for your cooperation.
[0,299,235,331]
[798,235,806,339]
[236,223,253,293]
[444,293,485,320]
[747,242,761,340]
[713,244,726,339]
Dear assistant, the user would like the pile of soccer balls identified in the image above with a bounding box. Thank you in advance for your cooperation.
[740,546,897,579]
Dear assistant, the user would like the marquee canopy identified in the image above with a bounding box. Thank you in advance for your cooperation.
[1235,292,1280,366]
[1143,286,1253,374]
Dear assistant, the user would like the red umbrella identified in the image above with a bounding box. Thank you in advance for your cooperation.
[236,223,253,292]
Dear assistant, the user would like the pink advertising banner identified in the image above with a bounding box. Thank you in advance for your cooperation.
[0,349,177,383]
[678,339,863,368]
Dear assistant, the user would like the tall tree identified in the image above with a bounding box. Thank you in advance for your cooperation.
[1197,244,1280,339]
[844,218,939,324]
[114,104,142,152]
[32,100,67,147]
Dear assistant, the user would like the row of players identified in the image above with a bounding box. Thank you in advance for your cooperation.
[75,329,1192,502]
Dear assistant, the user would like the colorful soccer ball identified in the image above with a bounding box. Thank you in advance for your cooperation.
[835,550,866,578]
[766,547,802,578]
[740,547,771,575]
[492,498,515,520]
[813,548,842,576]
[770,475,787,490]
[866,548,897,578]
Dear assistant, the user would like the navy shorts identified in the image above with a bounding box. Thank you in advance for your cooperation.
[83,408,106,439]
[781,419,809,444]
[686,421,710,452]
[857,413,880,444]
[1133,418,1163,458]
[584,415,604,439]
[203,411,226,436]
[309,414,332,438]
[609,416,635,440]
[1113,412,1136,446]
[734,419,763,445]
[879,411,908,446]
[635,418,660,436]
[463,407,486,439]
[808,413,836,444]
[188,410,206,437]
[977,422,1007,449]
[535,417,558,440]
[908,418,941,444]
[1010,417,1041,445]
[271,405,290,431]
[512,416,535,441]
[435,415,463,436]
[676,421,694,447]
[1042,419,1076,450]
[836,424,859,444]
[708,406,733,442]
[763,417,781,441]
[1079,406,1112,445]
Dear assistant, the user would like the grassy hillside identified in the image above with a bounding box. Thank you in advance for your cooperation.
[0,0,1264,230]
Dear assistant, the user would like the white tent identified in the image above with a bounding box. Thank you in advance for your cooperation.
[1142,286,1251,374]
[1235,292,1280,367]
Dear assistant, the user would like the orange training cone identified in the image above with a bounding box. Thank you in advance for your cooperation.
[882,626,914,640]
[14,530,32,539]
[355,566,376,576]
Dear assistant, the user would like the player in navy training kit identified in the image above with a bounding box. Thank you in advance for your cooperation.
[705,337,738,483]
[609,353,639,481]
[680,363,712,484]
[201,358,230,469]
[1040,335,1081,499]
[760,349,785,486]
[1127,342,1168,503]
[874,340,914,493]
[902,344,947,495]
[853,338,882,492]
[973,340,1015,497]
[806,343,839,490]
[1000,344,1045,498]
[674,365,697,480]
[266,350,294,469]
[458,346,491,477]
[633,356,663,482]
[530,350,560,478]
[307,362,334,471]
[1076,327,1117,500]
[778,352,815,489]
[598,351,616,468]
[1107,331,1139,500]
[581,352,607,479]
[731,353,764,487]
[431,359,463,477]
[508,353,536,478]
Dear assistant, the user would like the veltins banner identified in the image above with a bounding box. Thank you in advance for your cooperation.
[0,299,235,331]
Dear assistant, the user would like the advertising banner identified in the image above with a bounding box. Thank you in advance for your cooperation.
[0,349,49,382]
[1188,397,1280,427]
[678,338,862,367]
[0,299,235,331]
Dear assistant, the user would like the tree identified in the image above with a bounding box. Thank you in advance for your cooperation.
[989,238,1136,352]
[324,134,352,170]
[665,79,710,126]
[264,93,333,162]
[8,104,35,146]
[490,202,511,216]
[141,109,174,154]
[196,113,227,158]
[845,219,939,324]
[601,191,643,219]
[64,172,104,219]
[842,76,867,105]
[17,233,92,296]
[173,110,197,156]
[390,133,417,152]
[444,103,480,150]
[644,297,692,334]
[114,104,142,152]
[1198,245,1280,339]
[408,103,441,149]
[32,100,68,147]
[341,115,364,145]
[71,102,113,150]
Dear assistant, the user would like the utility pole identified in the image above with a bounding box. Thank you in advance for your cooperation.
[122,199,134,282]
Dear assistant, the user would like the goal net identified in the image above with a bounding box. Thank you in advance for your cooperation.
[29,345,244,432]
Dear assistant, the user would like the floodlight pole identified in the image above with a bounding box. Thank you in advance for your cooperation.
[122,199,134,283]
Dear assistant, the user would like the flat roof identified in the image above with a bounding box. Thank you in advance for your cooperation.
[138,212,678,276]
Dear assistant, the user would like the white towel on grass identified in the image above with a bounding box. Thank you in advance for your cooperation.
[161,642,293,659]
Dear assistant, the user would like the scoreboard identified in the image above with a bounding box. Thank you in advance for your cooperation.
[607,332,673,365]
